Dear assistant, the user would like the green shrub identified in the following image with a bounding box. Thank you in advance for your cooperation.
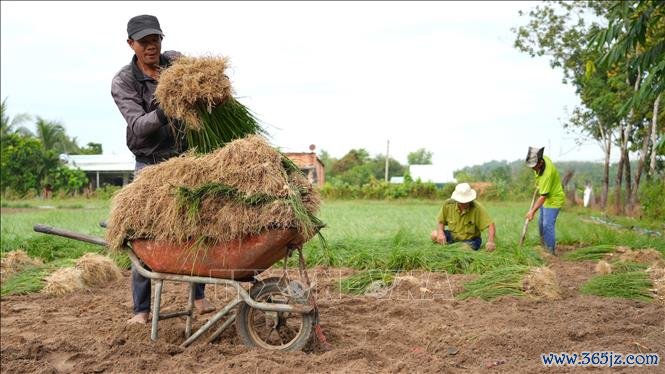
[94,184,122,200]
[639,180,665,219]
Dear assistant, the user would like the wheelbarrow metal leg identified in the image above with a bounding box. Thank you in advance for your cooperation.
[185,283,195,339]
[151,279,164,341]
[180,298,242,348]
[205,312,236,344]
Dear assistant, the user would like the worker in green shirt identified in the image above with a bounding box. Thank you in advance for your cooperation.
[430,183,496,251]
[524,146,565,254]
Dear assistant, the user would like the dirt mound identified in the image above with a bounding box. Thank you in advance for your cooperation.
[606,247,664,267]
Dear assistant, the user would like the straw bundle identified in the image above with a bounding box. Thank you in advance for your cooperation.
[105,135,321,250]
[154,55,265,153]
[0,250,42,282]
[75,253,122,287]
[43,268,85,296]
[595,260,613,275]
[521,267,561,300]
[155,55,232,130]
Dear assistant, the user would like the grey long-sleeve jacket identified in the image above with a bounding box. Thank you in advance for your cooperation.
[111,51,186,164]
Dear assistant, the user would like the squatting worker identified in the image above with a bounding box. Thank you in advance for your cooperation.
[430,183,496,251]
[111,14,214,324]
[524,146,565,255]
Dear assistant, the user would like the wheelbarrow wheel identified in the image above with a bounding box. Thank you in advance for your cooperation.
[236,277,313,351]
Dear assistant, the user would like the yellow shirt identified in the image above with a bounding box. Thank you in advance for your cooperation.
[436,199,493,241]
[535,156,565,208]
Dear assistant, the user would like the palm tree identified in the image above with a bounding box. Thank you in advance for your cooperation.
[1,97,32,136]
[34,117,79,154]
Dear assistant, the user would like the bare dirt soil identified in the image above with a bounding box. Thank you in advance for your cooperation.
[2,257,664,373]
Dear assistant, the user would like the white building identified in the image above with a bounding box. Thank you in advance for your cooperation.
[60,154,135,189]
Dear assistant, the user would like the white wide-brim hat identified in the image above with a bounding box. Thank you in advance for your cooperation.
[451,183,477,203]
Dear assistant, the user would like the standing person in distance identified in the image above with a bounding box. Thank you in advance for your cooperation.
[524,146,565,255]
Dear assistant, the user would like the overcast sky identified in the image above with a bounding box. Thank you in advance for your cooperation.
[1,1,610,173]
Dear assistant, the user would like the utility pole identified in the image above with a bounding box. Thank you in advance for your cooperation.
[384,139,390,182]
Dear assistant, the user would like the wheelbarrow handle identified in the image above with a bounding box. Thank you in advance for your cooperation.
[33,224,107,247]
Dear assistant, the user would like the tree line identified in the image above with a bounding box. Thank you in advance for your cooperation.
[1,98,101,197]
[513,0,664,214]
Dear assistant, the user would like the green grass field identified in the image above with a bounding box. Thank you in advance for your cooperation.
[1,197,664,297]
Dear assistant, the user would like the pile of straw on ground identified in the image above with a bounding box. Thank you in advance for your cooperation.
[75,253,122,287]
[1,250,42,282]
[43,268,85,296]
[521,267,561,300]
[595,260,613,275]
[105,135,321,250]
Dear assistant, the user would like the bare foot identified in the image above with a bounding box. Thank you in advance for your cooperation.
[126,312,149,324]
[194,298,215,314]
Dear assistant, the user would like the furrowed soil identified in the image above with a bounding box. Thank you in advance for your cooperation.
[1,256,664,373]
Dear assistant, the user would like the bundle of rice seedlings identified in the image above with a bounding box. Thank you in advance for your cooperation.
[387,248,432,271]
[521,267,561,300]
[0,250,43,282]
[75,253,122,287]
[106,135,323,252]
[609,261,648,273]
[347,249,387,270]
[340,270,395,295]
[456,265,530,301]
[595,260,613,275]
[429,246,540,275]
[42,267,85,296]
[580,271,653,302]
[154,55,265,153]
[647,266,665,303]
[562,245,616,261]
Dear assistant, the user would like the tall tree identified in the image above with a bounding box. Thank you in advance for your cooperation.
[513,1,626,209]
[590,0,665,206]
[34,117,79,154]
[407,148,433,165]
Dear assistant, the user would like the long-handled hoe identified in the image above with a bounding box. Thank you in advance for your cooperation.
[519,188,538,247]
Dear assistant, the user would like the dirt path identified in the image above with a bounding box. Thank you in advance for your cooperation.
[2,261,664,373]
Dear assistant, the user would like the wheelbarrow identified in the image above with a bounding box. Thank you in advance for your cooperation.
[33,224,320,352]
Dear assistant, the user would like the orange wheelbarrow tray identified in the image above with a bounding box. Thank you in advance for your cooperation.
[33,224,316,351]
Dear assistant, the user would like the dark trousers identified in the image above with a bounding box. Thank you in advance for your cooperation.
[132,265,205,314]
[443,230,482,251]
[132,161,206,314]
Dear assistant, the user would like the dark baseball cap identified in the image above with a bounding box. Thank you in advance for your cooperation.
[127,15,164,40]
